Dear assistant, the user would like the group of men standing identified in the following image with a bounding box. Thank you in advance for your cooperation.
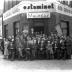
[0,29,72,61]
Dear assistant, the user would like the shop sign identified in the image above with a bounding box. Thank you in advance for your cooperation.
[27,12,50,18]
[3,5,20,20]
[19,1,55,13]
[55,1,72,16]
[3,1,72,21]
[23,3,54,10]
[3,1,54,20]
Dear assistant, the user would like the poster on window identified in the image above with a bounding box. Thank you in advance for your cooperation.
[55,24,62,36]
[60,22,67,28]
[62,29,67,36]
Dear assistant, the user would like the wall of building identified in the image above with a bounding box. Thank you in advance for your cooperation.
[4,0,46,13]
[59,14,72,37]
[4,1,9,12]
[4,0,20,12]
[8,22,14,36]
[55,12,72,37]
[3,0,72,38]
[3,14,20,37]
[3,11,72,37]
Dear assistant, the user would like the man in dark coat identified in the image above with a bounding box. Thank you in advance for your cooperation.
[20,30,32,60]
[15,34,23,60]
[56,38,62,59]
[52,40,58,59]
[1,39,4,55]
[65,36,72,59]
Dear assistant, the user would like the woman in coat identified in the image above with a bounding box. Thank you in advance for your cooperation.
[4,38,9,59]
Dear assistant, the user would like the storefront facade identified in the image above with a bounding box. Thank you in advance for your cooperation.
[3,1,72,38]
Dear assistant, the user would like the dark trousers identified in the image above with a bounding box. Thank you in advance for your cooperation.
[25,48,31,60]
[8,49,15,60]
[38,48,45,59]
[61,49,66,59]
[46,50,54,59]
[56,48,61,59]
[31,48,37,60]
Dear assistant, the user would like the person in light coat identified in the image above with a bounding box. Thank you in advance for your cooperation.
[46,40,54,59]
[4,38,9,59]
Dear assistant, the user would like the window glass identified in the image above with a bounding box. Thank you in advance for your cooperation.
[61,22,67,28]
[60,21,69,36]
[15,22,19,35]
[62,29,67,35]
[4,24,8,38]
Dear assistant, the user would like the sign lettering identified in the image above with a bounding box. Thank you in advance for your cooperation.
[23,3,54,9]
[3,1,72,21]
[27,12,50,18]
[55,1,72,16]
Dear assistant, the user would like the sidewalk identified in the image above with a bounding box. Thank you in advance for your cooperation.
[0,52,72,72]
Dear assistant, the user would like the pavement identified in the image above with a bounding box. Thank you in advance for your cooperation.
[0,52,72,72]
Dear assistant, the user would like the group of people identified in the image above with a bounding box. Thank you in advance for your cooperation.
[0,30,72,61]
[1,36,15,60]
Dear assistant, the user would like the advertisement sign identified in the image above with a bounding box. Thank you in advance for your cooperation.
[3,5,20,21]
[19,1,54,13]
[55,1,72,16]
[27,12,50,18]
[3,1,54,20]
[3,0,72,21]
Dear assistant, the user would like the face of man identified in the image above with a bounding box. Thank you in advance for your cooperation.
[23,30,29,37]
[23,32,27,37]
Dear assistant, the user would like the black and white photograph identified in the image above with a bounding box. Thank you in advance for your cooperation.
[0,0,72,72]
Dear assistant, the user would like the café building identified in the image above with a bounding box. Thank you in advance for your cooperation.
[3,1,72,38]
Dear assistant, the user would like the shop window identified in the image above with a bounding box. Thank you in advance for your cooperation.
[13,22,19,37]
[60,21,69,36]
[32,19,45,34]
[4,24,8,38]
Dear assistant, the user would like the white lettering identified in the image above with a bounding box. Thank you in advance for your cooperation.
[55,1,72,16]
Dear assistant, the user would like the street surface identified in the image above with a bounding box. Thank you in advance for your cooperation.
[0,52,72,72]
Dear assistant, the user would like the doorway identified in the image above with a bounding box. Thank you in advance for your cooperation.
[13,22,19,38]
[32,19,45,34]
[33,26,44,34]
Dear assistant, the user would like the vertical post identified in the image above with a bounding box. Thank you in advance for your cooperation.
[2,14,3,39]
[2,0,5,39]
